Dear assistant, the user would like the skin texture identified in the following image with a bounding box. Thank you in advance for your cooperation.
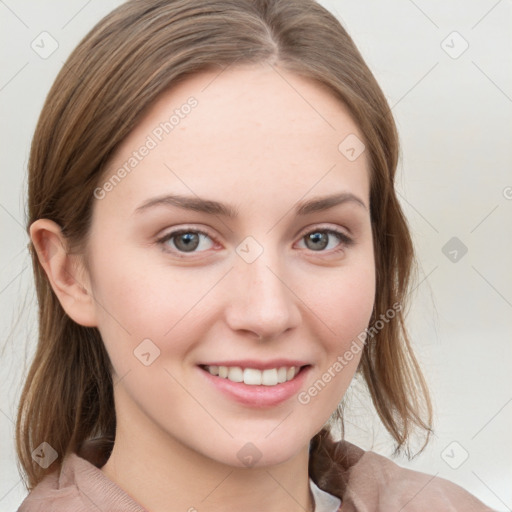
[31,63,375,512]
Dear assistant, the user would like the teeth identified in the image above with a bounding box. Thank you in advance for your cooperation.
[286,367,296,380]
[227,366,243,382]
[243,368,262,385]
[262,368,278,386]
[277,367,287,383]
[205,365,301,386]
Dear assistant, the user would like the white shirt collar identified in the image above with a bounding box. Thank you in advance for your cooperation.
[309,478,341,512]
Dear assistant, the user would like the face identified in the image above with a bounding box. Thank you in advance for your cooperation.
[84,63,375,468]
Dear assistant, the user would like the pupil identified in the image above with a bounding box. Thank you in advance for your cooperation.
[177,233,199,251]
[307,232,327,250]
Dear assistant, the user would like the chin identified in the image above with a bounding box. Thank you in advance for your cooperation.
[205,434,308,470]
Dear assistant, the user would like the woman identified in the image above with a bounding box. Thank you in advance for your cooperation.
[16,0,494,510]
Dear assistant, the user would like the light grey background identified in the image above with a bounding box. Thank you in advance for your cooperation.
[1,1,511,510]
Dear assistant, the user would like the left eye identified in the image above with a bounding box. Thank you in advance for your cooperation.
[297,229,353,252]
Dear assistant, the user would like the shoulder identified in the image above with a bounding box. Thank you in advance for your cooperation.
[17,449,145,512]
[337,441,496,511]
[17,453,94,512]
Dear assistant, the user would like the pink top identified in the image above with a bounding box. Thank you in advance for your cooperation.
[17,439,495,511]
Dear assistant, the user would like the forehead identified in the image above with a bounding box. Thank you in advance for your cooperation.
[97,63,370,217]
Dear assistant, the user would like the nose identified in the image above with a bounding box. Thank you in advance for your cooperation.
[224,248,301,341]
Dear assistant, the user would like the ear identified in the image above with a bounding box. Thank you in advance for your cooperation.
[29,219,98,327]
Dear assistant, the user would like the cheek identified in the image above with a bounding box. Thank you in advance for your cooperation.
[296,257,375,400]
[305,258,376,347]
[334,269,375,339]
[88,247,210,365]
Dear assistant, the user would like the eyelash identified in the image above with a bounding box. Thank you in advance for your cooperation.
[156,225,354,258]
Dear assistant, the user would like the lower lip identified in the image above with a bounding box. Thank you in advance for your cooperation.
[198,365,311,408]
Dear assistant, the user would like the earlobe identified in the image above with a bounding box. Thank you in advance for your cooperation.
[29,219,98,327]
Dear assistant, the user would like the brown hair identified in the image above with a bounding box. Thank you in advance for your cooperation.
[16,0,433,497]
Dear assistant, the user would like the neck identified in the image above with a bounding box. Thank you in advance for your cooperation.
[100,393,314,512]
[101,435,313,512]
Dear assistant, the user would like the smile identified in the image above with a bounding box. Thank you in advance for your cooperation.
[198,362,312,408]
[201,364,302,386]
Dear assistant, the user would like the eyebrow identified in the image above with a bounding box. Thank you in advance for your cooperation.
[133,191,368,217]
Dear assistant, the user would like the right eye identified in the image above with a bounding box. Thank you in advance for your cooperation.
[157,228,216,256]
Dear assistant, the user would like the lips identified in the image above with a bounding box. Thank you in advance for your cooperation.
[197,362,312,408]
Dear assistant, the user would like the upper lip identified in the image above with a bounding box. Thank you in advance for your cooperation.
[199,359,311,370]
